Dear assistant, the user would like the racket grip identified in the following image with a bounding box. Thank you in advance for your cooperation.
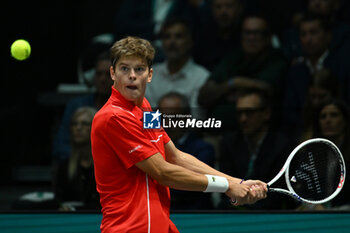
[267,185,271,192]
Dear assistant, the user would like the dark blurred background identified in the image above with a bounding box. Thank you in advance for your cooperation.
[1,0,122,209]
[2,0,350,211]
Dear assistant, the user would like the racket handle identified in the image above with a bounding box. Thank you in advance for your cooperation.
[267,185,271,192]
[267,185,278,193]
[267,185,280,193]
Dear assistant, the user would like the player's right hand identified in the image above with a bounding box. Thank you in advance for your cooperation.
[225,179,267,206]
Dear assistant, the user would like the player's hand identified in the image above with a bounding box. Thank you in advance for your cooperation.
[243,179,268,203]
[225,179,252,206]
[225,179,267,206]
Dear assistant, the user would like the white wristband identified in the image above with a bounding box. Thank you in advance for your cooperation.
[204,175,229,193]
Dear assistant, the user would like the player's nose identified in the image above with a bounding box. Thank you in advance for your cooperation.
[129,69,137,80]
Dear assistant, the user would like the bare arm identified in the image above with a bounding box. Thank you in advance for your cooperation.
[165,141,267,205]
[135,152,208,191]
[164,140,242,183]
[135,151,253,204]
[136,141,267,205]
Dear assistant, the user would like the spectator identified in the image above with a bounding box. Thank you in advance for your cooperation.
[282,0,350,62]
[198,12,288,130]
[158,92,216,210]
[218,88,297,210]
[145,18,210,118]
[53,107,100,211]
[243,0,305,38]
[282,14,350,132]
[300,69,341,141]
[299,98,350,209]
[193,0,245,71]
[113,0,203,62]
[308,0,340,23]
[52,51,113,161]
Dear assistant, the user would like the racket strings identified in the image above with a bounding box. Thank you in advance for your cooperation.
[288,142,341,201]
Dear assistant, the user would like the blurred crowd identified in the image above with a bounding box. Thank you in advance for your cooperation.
[4,0,350,212]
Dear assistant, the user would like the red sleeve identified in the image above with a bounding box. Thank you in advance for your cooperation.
[106,114,159,169]
[161,127,171,144]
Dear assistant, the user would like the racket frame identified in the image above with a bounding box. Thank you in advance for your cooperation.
[267,138,346,204]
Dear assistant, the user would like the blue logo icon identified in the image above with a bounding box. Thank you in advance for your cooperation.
[143,110,161,129]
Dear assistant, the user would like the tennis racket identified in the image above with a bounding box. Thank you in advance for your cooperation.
[267,138,346,204]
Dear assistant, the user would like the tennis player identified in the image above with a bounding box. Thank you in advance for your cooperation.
[91,36,268,233]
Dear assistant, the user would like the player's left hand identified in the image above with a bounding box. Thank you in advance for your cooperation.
[241,180,267,203]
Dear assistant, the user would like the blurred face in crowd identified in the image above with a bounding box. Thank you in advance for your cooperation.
[236,93,270,136]
[299,19,331,59]
[319,104,346,138]
[309,86,332,108]
[110,56,152,106]
[308,0,339,17]
[212,0,242,29]
[71,112,93,144]
[161,23,192,62]
[241,17,271,57]
[95,59,114,96]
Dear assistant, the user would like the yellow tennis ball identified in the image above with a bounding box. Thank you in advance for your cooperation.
[11,39,31,61]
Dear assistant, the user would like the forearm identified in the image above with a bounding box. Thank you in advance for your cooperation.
[157,161,208,191]
[167,146,241,184]
[136,152,208,191]
[166,153,267,204]
[137,149,267,204]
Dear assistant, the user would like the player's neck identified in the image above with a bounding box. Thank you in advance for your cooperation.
[132,96,144,107]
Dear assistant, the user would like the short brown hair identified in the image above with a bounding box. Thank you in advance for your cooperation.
[110,36,155,69]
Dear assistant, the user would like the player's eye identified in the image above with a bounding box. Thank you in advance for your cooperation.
[135,67,145,73]
[120,66,129,72]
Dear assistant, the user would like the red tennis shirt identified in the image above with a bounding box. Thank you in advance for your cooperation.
[91,87,179,233]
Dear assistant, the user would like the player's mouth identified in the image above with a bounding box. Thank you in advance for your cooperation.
[126,85,138,90]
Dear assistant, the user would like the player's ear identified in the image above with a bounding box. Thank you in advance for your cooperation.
[110,66,116,81]
[147,68,153,83]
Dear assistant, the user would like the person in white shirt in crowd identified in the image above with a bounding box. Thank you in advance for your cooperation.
[145,18,210,118]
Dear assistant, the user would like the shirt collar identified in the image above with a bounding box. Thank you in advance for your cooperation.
[110,86,153,123]
[110,86,151,111]
[306,50,329,74]
[110,86,135,110]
